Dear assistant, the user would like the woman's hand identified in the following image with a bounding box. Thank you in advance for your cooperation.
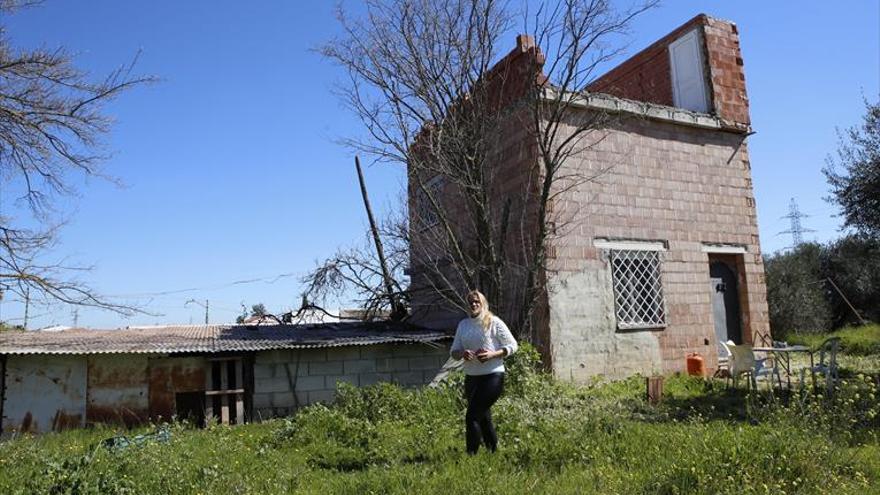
[461,349,476,361]
[476,349,503,362]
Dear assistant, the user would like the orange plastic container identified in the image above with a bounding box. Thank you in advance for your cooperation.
[686,352,705,377]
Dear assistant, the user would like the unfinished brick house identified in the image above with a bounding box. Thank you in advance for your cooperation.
[409,14,770,380]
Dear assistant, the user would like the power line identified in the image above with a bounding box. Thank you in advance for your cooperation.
[109,272,299,298]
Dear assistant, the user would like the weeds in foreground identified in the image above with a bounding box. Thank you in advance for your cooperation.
[1,344,878,494]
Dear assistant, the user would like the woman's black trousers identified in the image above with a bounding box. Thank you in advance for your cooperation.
[464,372,504,454]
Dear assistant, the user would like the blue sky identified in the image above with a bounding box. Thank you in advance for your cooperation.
[1,1,877,329]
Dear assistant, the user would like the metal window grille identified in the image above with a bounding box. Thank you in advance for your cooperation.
[415,176,443,230]
[610,249,666,329]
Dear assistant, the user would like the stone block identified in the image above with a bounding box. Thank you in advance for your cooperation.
[295,375,325,392]
[359,344,395,359]
[375,358,403,373]
[270,392,296,408]
[343,359,376,374]
[308,360,343,376]
[408,356,442,371]
[392,345,426,358]
[328,347,361,361]
[255,376,291,394]
[252,393,271,409]
[255,350,286,365]
[297,349,327,363]
[253,364,275,379]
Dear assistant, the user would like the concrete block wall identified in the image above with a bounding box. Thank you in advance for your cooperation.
[251,343,450,419]
[545,114,768,380]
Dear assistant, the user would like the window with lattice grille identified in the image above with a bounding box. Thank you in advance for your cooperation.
[610,249,667,329]
[414,176,443,230]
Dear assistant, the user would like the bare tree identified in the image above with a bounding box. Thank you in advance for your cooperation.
[302,207,412,320]
[319,0,653,337]
[0,1,151,316]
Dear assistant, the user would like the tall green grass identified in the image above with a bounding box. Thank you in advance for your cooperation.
[787,324,880,356]
[1,344,878,494]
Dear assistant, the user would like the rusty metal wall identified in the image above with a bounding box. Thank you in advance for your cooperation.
[86,354,149,427]
[2,355,87,433]
[148,356,207,422]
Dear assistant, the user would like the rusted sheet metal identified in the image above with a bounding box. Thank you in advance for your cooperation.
[148,357,207,422]
[2,355,86,433]
[86,355,149,427]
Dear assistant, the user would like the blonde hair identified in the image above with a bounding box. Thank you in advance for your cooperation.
[466,290,493,330]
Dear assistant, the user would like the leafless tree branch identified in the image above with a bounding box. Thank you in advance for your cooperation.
[0,2,154,317]
[319,0,654,337]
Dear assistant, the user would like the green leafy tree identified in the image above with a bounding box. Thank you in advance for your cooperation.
[764,243,831,338]
[236,303,269,324]
[819,235,880,327]
[824,99,880,237]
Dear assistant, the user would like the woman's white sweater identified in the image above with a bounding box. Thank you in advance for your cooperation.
[450,315,518,375]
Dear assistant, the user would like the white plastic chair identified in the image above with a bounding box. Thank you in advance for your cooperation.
[800,337,841,394]
[714,340,732,378]
[724,341,781,390]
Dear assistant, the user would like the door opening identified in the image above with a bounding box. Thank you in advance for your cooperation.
[710,260,742,350]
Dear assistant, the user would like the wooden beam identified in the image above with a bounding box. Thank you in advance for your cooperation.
[220,362,229,424]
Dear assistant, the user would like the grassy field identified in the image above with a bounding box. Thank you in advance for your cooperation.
[1,345,878,494]
[787,324,880,356]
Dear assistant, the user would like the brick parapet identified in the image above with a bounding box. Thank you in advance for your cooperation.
[587,14,750,129]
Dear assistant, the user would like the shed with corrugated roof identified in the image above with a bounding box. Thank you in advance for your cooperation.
[0,322,450,434]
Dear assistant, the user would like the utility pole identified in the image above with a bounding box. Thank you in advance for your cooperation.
[355,156,406,321]
[185,299,209,324]
[72,308,79,328]
[778,197,815,249]
[23,288,29,330]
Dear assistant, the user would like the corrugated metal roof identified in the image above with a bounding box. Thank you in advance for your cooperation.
[0,322,451,355]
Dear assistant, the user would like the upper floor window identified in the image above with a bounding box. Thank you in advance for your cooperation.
[414,176,444,230]
[669,29,710,113]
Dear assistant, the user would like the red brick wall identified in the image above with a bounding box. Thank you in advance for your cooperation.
[587,14,750,128]
[408,18,764,379]
[407,103,541,332]
[703,17,750,127]
[407,36,545,331]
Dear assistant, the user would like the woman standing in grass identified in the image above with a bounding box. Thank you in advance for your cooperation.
[450,290,518,454]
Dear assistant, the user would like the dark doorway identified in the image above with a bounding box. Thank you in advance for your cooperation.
[175,392,206,427]
[710,261,742,346]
